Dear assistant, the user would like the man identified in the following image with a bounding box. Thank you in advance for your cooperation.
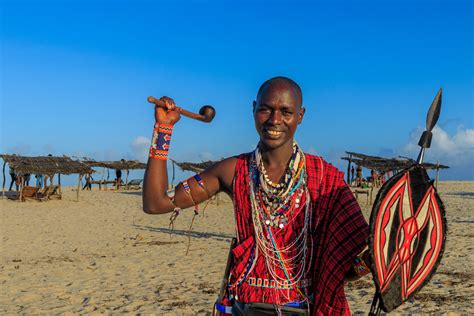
[24,173,31,186]
[8,167,17,191]
[351,166,355,184]
[115,168,122,188]
[35,173,44,188]
[83,172,93,190]
[143,77,370,315]
[356,165,363,187]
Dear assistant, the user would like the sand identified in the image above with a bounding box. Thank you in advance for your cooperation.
[1,181,473,315]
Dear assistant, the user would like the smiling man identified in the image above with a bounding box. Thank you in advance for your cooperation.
[143,77,370,315]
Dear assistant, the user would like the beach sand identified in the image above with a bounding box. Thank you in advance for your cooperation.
[1,181,473,314]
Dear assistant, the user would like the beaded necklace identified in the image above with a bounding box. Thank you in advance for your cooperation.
[248,142,313,305]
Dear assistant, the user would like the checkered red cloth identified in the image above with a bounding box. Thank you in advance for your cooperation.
[230,153,369,315]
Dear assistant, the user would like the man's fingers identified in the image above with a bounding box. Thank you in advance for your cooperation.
[154,96,180,125]
[165,99,176,111]
[159,96,176,110]
[156,105,168,120]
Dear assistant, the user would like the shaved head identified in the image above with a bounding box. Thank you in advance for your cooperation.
[256,76,303,107]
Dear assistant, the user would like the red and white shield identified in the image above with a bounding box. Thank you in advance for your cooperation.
[369,165,447,312]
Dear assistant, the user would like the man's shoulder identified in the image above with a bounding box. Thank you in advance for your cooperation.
[304,153,345,188]
[304,153,342,175]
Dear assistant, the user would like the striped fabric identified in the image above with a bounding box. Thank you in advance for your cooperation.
[230,153,369,315]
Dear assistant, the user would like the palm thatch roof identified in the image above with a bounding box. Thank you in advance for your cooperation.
[83,159,147,170]
[1,154,93,175]
[342,151,449,172]
[170,159,218,173]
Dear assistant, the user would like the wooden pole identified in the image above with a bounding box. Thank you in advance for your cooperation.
[76,174,83,202]
[58,173,62,194]
[172,162,175,187]
[125,169,129,190]
[100,167,105,191]
[2,161,6,197]
[435,161,440,188]
[346,154,352,186]
[19,176,24,202]
[105,168,109,191]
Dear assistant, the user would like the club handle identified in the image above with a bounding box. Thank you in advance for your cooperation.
[148,96,213,122]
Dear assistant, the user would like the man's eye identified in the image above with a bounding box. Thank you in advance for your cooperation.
[282,110,293,116]
[258,108,270,113]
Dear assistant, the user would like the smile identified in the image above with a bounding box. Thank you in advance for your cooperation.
[265,129,283,137]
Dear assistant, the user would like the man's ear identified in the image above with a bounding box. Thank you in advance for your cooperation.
[252,100,256,113]
[298,106,305,124]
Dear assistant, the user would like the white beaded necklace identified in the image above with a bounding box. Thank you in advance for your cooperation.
[249,142,313,303]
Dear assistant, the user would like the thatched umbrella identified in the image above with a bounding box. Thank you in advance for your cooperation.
[82,159,147,190]
[1,154,93,201]
[341,151,449,187]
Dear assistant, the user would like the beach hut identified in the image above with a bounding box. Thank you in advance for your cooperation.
[341,151,449,187]
[170,159,220,205]
[169,159,218,185]
[82,159,147,190]
[1,154,93,201]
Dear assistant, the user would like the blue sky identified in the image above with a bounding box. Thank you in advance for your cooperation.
[1,0,473,185]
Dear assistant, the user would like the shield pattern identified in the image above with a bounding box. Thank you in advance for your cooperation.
[369,165,447,312]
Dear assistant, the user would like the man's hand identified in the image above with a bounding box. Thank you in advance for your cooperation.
[155,96,181,125]
[345,249,373,281]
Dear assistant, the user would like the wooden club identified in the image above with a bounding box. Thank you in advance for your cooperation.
[147,96,216,123]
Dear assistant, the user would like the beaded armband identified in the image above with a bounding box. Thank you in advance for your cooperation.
[353,256,370,277]
[149,123,173,160]
[182,180,199,215]
[193,174,210,198]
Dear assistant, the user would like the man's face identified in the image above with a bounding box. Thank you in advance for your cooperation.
[253,82,304,150]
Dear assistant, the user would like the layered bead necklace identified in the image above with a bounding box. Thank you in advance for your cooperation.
[249,142,313,304]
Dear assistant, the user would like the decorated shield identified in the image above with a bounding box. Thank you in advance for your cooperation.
[368,88,447,314]
[369,165,447,312]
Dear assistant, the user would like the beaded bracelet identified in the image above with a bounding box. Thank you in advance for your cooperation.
[167,190,182,234]
[353,256,370,277]
[149,123,174,160]
[168,197,181,229]
[181,179,201,255]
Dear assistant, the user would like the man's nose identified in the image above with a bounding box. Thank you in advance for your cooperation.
[269,110,282,125]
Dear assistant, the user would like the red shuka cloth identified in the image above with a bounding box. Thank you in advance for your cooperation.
[230,153,369,315]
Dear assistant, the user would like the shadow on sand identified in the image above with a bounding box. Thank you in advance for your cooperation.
[445,191,474,199]
[116,191,142,196]
[133,224,234,242]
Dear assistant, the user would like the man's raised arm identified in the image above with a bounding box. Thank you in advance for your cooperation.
[142,96,235,214]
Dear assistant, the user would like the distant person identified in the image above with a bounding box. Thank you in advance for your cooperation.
[83,172,93,190]
[115,168,122,188]
[356,165,362,186]
[115,159,126,188]
[35,174,44,188]
[372,170,380,187]
[24,173,31,186]
[8,167,17,191]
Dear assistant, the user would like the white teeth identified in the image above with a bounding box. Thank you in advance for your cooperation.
[267,130,282,136]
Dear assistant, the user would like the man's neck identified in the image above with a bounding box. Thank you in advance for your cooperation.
[259,141,294,169]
